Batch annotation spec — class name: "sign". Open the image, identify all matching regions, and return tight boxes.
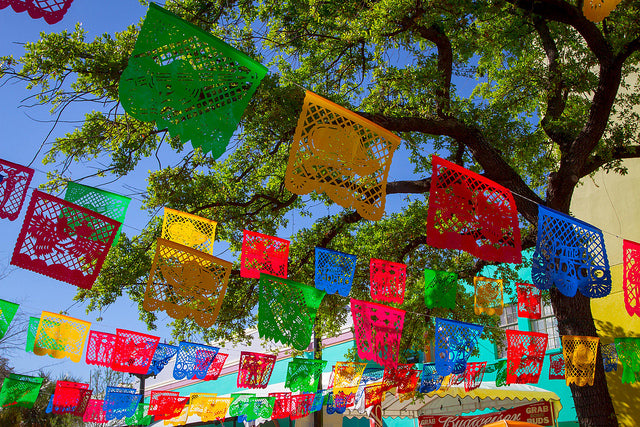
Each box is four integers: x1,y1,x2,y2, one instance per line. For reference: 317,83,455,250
418,401,554,427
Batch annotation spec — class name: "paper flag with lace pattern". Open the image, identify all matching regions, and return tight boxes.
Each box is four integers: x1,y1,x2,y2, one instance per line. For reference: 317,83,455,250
602,343,618,372
370,258,407,304
426,156,522,263
474,276,504,316
201,397,231,422
85,330,116,367
562,335,599,386
582,0,621,22
145,238,232,328
314,247,357,296
516,282,541,319
326,391,351,415
270,392,292,419
11,190,120,289
148,391,179,417
50,381,92,416
0,374,43,408
381,364,418,393
187,393,216,418
0,0,74,24
241,230,290,279
285,358,327,393
285,91,401,221
237,351,276,388
434,318,484,377
148,343,179,376
82,399,107,423
33,311,91,363
614,337,640,384
104,386,142,420
419,363,443,393
623,239,640,317
424,269,457,309
119,3,267,158
245,396,275,420
161,208,217,254
156,396,189,421
25,316,39,353
333,361,367,395
228,393,255,418
532,205,611,298
64,182,130,245
258,274,325,350
0,299,19,339
204,352,228,380
173,341,219,380
549,352,565,380
164,405,190,426
310,390,327,413
351,298,405,368
365,384,384,408
290,393,315,420
506,330,548,384
125,403,153,426
464,361,486,392
0,158,33,221
111,329,160,374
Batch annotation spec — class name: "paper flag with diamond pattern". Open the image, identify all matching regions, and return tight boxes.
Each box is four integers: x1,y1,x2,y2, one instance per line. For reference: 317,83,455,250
104,386,142,420
25,316,39,353
147,343,179,376
426,156,522,263
187,393,216,418
111,329,159,374
506,330,548,384
562,335,599,386
33,311,90,363
314,247,357,297
370,258,407,304
290,393,315,420
270,392,292,419
64,182,130,245
326,391,351,415
602,343,618,372
353,367,384,413
419,363,443,393
0,299,19,339
614,337,640,384
0,158,33,221
144,238,232,328
119,3,267,158
549,352,565,380
228,393,254,418
623,239,640,317
82,399,107,423
517,282,541,319
258,273,325,350
245,396,275,420
161,208,217,254
124,403,153,426
474,276,504,316
464,361,486,392
0,374,43,408
204,352,228,380
0,0,74,24
173,341,219,380
434,318,484,377
50,381,92,416
285,358,327,393
241,230,290,279
424,269,457,309
333,362,367,395
237,351,276,388
351,298,405,368
285,91,400,221
202,397,231,422
11,190,120,289
532,205,611,297
85,330,116,367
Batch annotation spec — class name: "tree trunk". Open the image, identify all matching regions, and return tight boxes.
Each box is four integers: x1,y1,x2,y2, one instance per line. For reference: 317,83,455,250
550,288,618,426
314,325,323,427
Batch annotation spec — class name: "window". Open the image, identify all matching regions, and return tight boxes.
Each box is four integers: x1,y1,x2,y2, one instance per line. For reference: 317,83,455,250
495,304,519,359
530,301,561,350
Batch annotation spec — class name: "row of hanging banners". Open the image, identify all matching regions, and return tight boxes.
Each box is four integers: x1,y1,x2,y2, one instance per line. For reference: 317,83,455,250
1,0,640,422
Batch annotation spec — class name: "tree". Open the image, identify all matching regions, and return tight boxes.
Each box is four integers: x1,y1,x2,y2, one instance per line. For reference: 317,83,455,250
2,0,640,425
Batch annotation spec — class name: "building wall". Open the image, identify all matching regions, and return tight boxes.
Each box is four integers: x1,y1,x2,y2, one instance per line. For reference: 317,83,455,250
570,158,640,427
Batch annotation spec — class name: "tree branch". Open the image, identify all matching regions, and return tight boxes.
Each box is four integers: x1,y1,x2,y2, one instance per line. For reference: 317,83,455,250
414,23,453,116
580,145,640,177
